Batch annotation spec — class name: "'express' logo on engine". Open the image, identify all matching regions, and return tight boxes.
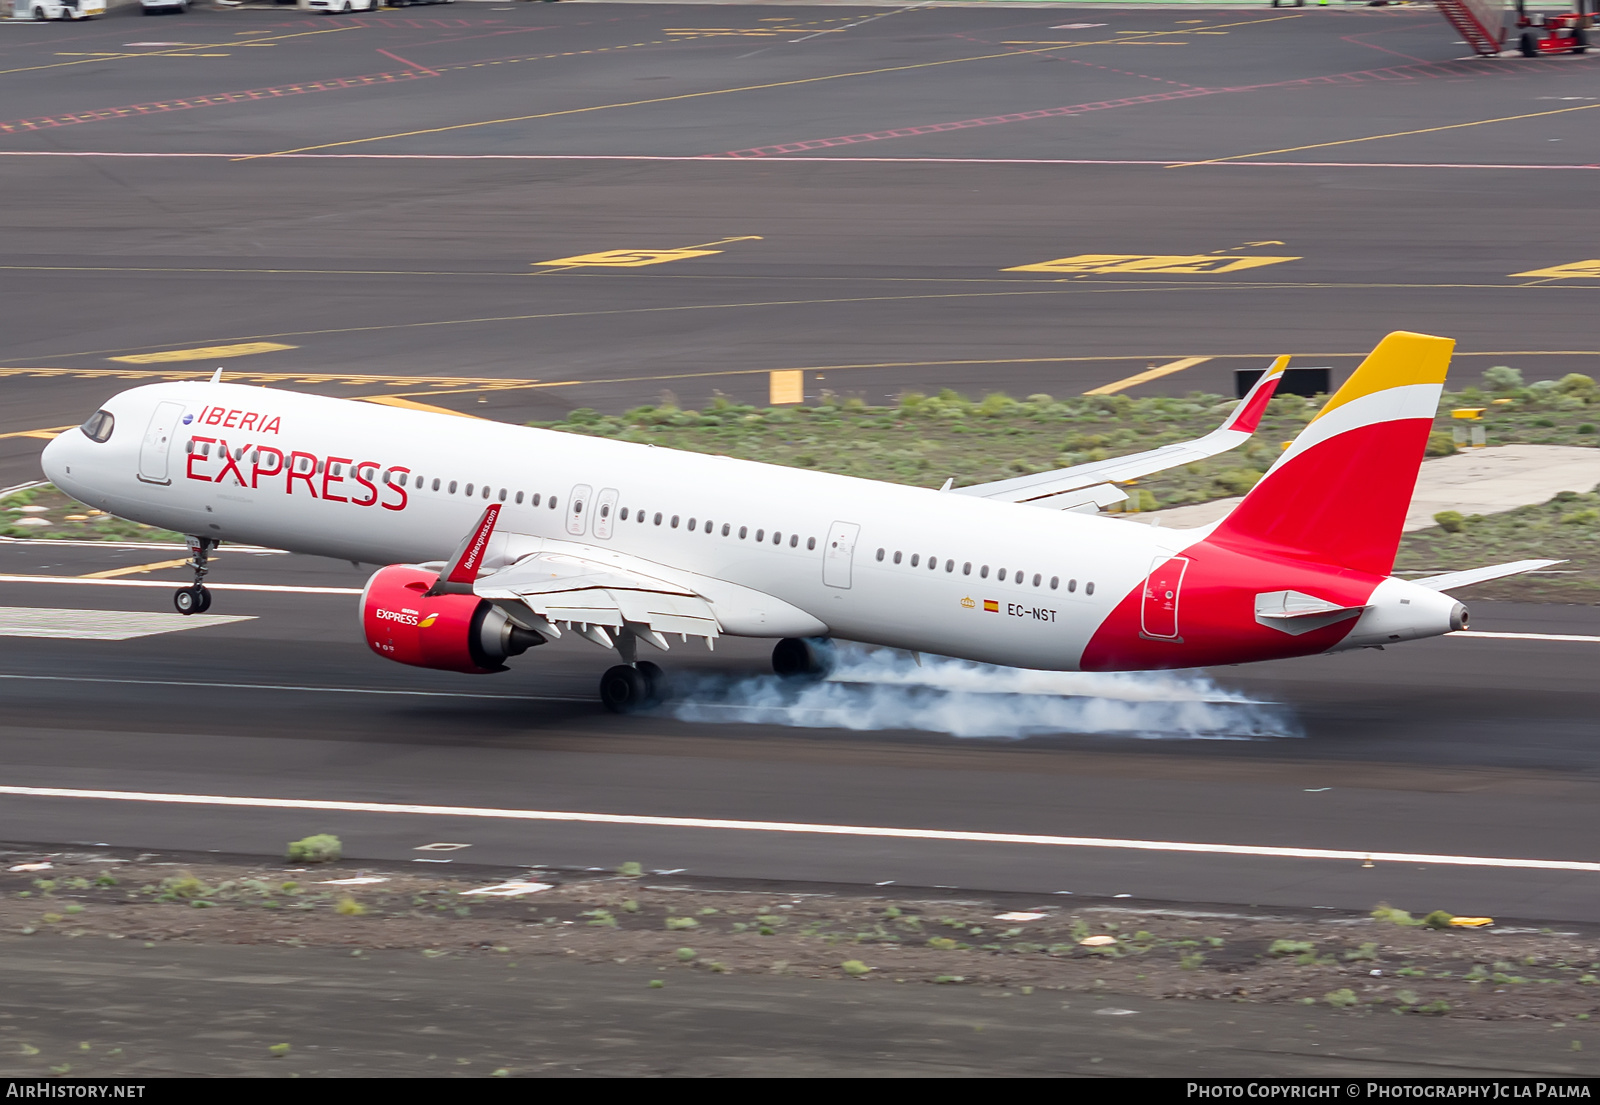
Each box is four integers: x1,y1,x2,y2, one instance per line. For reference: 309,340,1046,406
374,608,439,628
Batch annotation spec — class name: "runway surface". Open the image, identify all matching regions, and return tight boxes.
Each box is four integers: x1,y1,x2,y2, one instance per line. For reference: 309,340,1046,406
3,539,1600,922
3,6,1600,929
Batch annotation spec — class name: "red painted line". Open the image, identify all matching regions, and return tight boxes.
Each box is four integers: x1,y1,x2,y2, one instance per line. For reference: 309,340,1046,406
718,53,1597,159
375,47,439,77
0,70,436,136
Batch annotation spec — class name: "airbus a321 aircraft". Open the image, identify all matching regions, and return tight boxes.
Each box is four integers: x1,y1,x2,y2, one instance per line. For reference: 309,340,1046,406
40,332,1552,712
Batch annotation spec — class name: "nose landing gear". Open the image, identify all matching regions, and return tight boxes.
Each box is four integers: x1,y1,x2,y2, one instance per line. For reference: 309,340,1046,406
173,536,216,616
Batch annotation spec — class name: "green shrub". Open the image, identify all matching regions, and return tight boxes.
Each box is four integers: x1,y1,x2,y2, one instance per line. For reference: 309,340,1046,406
1483,366,1524,392
1425,431,1459,457
1323,988,1359,1008
1372,904,1423,926
285,835,341,864
840,960,871,977
1421,910,1456,930
1433,510,1465,534
1269,939,1315,957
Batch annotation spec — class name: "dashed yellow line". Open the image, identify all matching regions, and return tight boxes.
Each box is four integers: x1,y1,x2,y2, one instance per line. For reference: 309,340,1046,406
110,342,297,365
0,425,73,441
1083,357,1212,396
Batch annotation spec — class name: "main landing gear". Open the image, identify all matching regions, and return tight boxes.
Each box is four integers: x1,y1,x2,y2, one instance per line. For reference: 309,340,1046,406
173,536,216,616
599,628,668,713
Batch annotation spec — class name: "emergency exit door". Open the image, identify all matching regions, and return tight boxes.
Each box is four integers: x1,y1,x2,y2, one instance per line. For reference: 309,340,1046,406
822,521,860,589
137,401,185,485
1140,555,1189,640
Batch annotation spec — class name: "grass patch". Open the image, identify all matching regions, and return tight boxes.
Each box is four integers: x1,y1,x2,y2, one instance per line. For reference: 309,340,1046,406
1,484,183,542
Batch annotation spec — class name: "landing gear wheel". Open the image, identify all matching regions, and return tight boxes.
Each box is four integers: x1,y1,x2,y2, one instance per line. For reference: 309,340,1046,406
600,664,649,714
1520,30,1541,57
635,660,667,707
772,637,835,680
173,585,209,615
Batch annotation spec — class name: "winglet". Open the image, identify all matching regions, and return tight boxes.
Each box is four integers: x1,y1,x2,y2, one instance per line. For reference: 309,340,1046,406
208,367,223,385
1218,355,1287,435
425,504,502,596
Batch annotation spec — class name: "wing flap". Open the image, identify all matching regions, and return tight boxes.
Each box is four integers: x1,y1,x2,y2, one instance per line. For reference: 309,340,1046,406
475,551,722,642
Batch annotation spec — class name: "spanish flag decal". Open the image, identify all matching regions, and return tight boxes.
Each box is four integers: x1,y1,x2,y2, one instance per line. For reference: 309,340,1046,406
982,600,999,613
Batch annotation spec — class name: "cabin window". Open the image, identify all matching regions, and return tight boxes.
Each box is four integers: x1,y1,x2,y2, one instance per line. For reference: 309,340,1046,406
722,523,731,536
599,503,610,519
739,526,748,539
550,497,558,510
705,520,715,533
654,512,663,526
618,506,627,520
807,537,816,550
638,510,646,523
910,554,919,567
1032,573,1041,587
433,479,441,492
671,515,680,529
516,491,524,504
929,557,938,571
1085,582,1095,596
772,531,782,545
185,440,194,454
980,565,989,579
876,549,885,561
446,481,457,494
963,562,972,575
465,483,474,496
789,534,799,548
997,568,1007,582
1050,576,1059,590
892,551,902,565
1068,579,1077,592
482,486,491,499
381,471,392,484
755,529,765,542
329,463,342,476
531,493,541,506
945,560,954,572
687,517,696,530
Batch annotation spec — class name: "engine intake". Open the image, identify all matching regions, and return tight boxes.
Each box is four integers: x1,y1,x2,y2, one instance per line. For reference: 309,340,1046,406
360,564,543,674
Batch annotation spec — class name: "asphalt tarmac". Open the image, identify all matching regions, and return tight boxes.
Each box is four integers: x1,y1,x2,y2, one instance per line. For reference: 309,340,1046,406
3,540,1599,924
3,4,1599,487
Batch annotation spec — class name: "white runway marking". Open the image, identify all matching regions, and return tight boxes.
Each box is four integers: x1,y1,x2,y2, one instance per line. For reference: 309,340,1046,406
0,607,253,640
0,575,359,595
1453,630,1600,643
0,672,587,702
0,152,1593,171
0,784,1594,874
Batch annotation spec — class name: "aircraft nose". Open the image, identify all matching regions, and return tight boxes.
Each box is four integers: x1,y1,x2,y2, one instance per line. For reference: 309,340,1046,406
39,430,71,483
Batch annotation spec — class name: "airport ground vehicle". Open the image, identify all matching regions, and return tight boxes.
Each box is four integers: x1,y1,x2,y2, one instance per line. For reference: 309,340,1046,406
42,334,1551,712
13,0,105,19
139,0,188,14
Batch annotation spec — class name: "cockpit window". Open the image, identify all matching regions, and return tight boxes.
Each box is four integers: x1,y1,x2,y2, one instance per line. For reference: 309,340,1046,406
80,410,114,443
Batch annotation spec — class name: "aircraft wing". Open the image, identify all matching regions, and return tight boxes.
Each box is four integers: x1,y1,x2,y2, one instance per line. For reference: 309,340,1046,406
947,356,1287,510
474,550,722,648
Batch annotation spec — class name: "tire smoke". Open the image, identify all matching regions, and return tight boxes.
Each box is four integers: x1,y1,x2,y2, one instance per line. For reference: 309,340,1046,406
667,645,1299,740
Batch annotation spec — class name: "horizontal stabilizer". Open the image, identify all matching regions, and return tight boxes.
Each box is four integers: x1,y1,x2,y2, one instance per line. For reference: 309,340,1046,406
1254,589,1366,636
1411,559,1563,592
949,356,1287,507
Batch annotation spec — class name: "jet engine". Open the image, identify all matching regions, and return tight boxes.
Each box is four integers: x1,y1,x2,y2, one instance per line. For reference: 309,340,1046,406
359,564,544,674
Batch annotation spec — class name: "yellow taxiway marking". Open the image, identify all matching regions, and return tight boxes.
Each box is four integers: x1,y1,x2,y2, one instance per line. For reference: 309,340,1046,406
537,235,761,270
0,425,74,441
353,395,482,418
538,248,723,269
1006,254,1299,275
1084,357,1213,396
243,15,1301,160
1172,102,1600,167
109,342,298,365
1512,259,1600,279
79,559,191,580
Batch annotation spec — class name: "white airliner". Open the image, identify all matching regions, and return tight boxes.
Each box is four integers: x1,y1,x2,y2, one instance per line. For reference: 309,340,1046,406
40,332,1551,712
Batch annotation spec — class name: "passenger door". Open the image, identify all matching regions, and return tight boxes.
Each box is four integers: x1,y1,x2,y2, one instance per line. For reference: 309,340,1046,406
822,521,860,589
1140,555,1189,640
137,401,185,485
566,483,594,536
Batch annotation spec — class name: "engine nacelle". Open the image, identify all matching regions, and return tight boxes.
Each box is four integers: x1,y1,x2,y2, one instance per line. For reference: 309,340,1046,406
360,564,544,674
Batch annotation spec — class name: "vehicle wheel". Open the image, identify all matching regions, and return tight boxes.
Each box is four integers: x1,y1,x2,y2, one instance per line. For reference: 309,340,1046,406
600,664,649,714
1575,28,1589,53
194,585,212,614
174,586,201,615
33,7,46,19
1520,30,1541,57
772,636,835,680
635,660,667,707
